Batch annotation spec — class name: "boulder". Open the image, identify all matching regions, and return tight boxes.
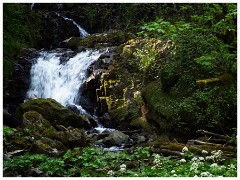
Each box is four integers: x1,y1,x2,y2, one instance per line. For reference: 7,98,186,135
56,127,87,148
62,30,135,50
30,137,67,157
102,130,129,147
99,113,118,129
131,133,146,144
14,98,84,129
21,111,58,139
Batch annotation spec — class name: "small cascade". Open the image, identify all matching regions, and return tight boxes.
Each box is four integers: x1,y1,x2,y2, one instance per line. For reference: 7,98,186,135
30,3,35,10
26,49,115,134
56,13,89,37
27,50,100,114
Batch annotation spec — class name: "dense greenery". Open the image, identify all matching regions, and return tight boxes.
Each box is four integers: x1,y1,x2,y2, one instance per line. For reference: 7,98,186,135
3,146,237,177
3,3,42,89
3,3,237,177
139,3,237,135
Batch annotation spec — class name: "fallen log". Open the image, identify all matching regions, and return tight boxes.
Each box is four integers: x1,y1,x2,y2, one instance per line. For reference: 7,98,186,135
196,130,231,140
208,138,228,144
160,149,184,157
4,149,29,158
150,147,184,157
187,139,222,146
196,73,234,88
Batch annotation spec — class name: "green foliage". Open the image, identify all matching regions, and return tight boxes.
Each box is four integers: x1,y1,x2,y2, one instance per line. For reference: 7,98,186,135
138,3,236,135
3,146,237,177
3,125,17,137
133,42,157,70
3,3,42,89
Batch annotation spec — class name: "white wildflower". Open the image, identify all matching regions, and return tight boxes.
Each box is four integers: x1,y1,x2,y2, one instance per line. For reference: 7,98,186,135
107,170,115,176
198,157,205,161
182,146,189,152
173,174,177,177
229,164,236,170
120,164,126,169
200,171,213,177
119,164,126,171
171,170,176,174
153,158,161,164
191,157,198,161
202,150,208,154
210,163,218,168
151,166,156,170
120,167,126,171
180,159,186,163
220,165,226,169
194,175,198,177
154,154,161,159
190,162,198,171
205,155,214,161
211,150,223,159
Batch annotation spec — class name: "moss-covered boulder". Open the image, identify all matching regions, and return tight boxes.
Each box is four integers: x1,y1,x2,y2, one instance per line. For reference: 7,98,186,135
30,137,67,157
14,98,84,129
55,127,87,148
96,38,174,131
22,111,58,139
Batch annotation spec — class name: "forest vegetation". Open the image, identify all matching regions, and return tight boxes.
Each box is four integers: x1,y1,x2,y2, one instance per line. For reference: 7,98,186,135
3,3,237,177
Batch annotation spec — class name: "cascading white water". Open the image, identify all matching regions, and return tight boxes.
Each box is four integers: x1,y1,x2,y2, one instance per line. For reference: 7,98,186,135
30,3,35,10
27,49,114,133
27,50,100,113
56,13,89,37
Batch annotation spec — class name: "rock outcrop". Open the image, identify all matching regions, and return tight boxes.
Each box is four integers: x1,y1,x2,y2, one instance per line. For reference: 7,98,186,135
14,98,85,128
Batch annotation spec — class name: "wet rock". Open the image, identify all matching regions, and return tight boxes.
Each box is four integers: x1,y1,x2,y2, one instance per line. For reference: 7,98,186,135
14,98,84,129
30,137,67,157
56,127,87,149
131,133,146,144
99,113,118,129
39,11,80,49
81,115,98,130
66,104,79,114
102,130,129,147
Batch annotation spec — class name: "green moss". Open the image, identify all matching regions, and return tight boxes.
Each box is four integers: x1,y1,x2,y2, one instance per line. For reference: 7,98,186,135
142,81,179,117
14,98,84,129
130,118,152,133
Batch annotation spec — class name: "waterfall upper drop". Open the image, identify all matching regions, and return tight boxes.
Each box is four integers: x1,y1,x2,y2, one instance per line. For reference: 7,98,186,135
30,3,35,10
56,13,89,37
27,50,101,113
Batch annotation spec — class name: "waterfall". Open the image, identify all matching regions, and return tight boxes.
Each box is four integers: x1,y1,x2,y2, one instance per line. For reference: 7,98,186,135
56,13,89,37
27,50,100,113
30,3,35,10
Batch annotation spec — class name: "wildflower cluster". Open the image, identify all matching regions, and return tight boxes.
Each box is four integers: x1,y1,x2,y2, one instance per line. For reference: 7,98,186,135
205,150,224,162
151,154,163,170
107,170,115,176
119,164,126,171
